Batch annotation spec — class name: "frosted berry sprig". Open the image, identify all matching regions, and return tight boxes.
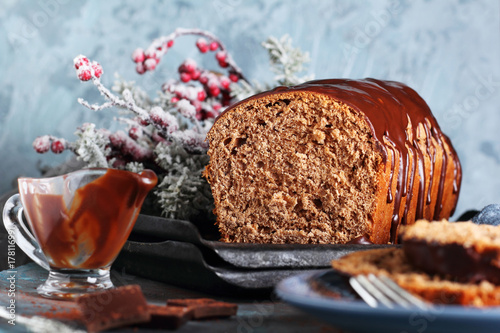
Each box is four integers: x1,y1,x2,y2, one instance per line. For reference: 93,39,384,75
33,124,157,168
74,55,103,81
73,55,188,134
33,135,68,154
131,28,248,83
131,28,247,120
33,54,210,169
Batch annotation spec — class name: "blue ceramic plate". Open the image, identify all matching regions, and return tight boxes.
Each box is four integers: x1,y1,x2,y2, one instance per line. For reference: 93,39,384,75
275,270,500,333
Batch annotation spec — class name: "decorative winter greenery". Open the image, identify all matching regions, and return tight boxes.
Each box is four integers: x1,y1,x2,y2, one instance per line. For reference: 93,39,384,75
263,34,313,86
230,34,313,101
33,29,312,221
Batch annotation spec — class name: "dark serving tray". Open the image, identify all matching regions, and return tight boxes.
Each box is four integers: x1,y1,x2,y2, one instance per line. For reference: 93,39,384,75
115,214,395,295
129,214,393,269
114,238,325,296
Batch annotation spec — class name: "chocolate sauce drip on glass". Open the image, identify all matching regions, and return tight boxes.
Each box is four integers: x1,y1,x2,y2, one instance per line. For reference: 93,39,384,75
22,169,157,269
218,78,462,243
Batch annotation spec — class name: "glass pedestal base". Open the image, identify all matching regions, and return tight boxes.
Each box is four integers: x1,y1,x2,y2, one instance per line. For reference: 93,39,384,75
37,267,114,299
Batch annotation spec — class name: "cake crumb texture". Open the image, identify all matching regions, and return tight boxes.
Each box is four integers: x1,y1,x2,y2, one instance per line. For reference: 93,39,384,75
206,92,380,244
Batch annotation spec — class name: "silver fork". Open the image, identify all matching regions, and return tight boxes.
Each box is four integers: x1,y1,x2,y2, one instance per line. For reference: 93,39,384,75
349,274,431,310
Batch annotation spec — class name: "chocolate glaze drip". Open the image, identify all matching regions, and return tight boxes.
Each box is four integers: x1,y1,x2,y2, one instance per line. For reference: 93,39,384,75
346,235,373,245
214,79,462,243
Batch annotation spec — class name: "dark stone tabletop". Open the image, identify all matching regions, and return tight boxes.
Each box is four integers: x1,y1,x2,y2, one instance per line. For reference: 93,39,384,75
0,263,340,332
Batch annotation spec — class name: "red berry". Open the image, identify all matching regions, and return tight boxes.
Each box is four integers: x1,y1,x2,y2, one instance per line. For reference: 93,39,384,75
129,127,141,140
215,51,227,62
74,55,89,69
213,103,222,111
77,69,92,81
209,41,219,51
183,59,197,73
51,140,65,154
197,90,206,101
199,74,209,84
209,86,220,97
208,79,218,89
144,58,157,71
136,63,146,74
191,70,201,80
218,59,229,68
171,96,180,103
180,72,191,82
91,61,103,78
33,136,50,153
229,73,239,82
131,48,145,63
144,48,157,59
149,113,161,125
196,38,208,53
220,77,230,90
167,40,174,48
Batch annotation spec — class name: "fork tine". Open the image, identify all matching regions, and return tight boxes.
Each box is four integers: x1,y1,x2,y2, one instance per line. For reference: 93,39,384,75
377,275,430,310
349,276,380,308
366,274,412,309
350,274,431,310
349,275,394,308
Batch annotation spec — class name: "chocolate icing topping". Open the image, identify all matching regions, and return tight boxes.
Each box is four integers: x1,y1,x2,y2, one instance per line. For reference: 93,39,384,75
403,239,500,284
213,78,462,243
346,235,374,245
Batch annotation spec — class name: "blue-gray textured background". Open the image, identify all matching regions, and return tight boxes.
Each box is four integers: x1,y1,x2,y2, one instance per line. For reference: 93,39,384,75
0,0,499,217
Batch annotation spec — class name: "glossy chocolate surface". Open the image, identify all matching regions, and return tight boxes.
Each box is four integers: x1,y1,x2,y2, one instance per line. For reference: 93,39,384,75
404,239,500,284
216,79,462,243
346,235,373,245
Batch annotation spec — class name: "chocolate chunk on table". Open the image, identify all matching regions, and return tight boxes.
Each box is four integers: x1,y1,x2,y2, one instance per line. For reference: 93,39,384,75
76,285,150,332
167,298,238,319
140,304,193,329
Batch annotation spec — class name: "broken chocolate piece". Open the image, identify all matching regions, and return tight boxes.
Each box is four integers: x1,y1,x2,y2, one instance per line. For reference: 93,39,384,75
139,304,193,330
167,298,237,319
76,285,150,333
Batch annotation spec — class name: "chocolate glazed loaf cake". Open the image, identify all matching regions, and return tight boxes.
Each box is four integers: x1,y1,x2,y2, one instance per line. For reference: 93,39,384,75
204,79,462,244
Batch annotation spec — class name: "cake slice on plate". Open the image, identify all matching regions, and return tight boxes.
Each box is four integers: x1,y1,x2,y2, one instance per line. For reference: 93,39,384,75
332,220,500,306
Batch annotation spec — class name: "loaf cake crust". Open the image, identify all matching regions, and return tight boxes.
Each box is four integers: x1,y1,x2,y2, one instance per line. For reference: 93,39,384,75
204,79,462,244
